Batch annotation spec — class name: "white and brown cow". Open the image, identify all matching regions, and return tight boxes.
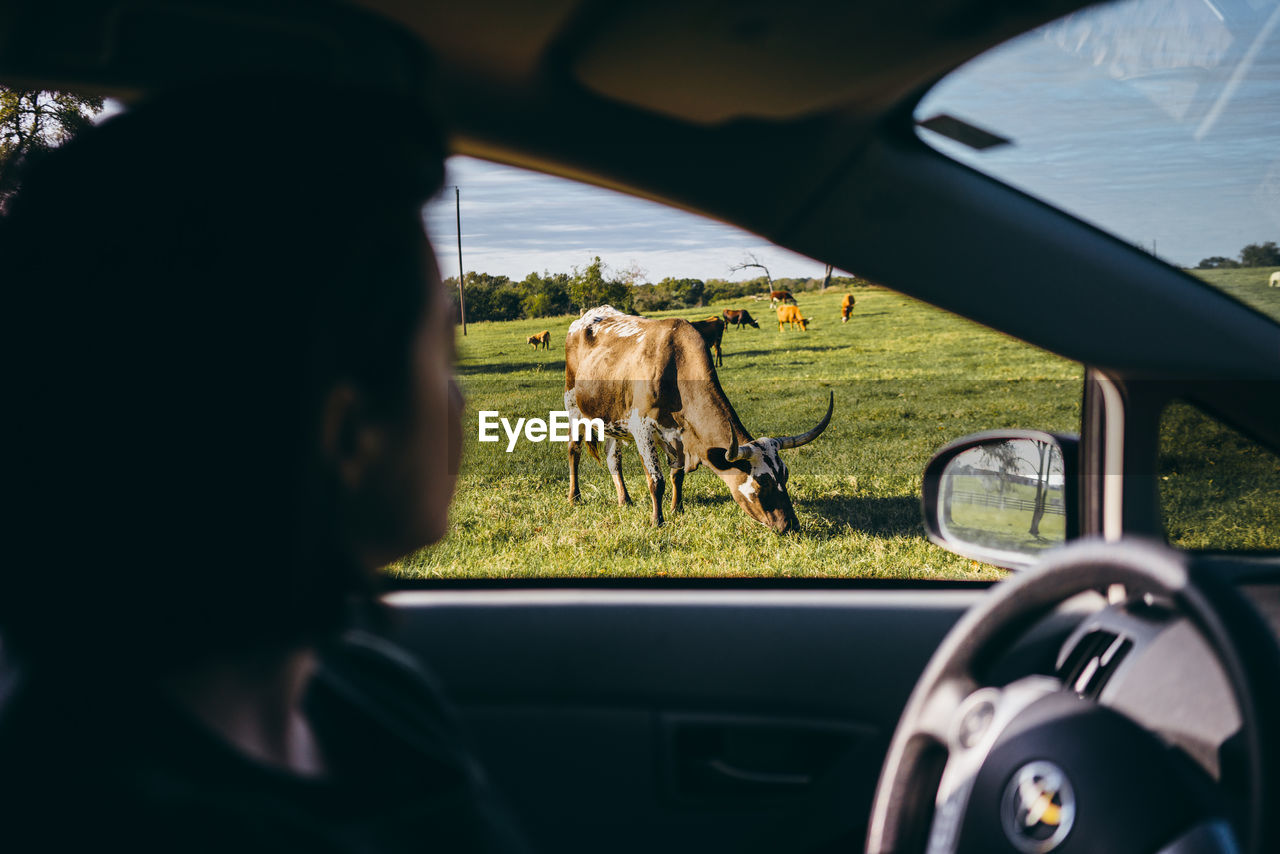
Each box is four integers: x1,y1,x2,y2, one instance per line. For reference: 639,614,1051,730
565,305,833,531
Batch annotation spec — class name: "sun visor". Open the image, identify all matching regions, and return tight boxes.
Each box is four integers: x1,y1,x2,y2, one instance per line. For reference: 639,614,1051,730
570,0,1092,125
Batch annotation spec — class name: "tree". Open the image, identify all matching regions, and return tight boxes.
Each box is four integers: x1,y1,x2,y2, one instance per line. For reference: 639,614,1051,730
519,271,571,318
445,272,521,322
978,440,1021,502
1196,256,1240,269
729,253,774,292
615,262,648,289
1,87,104,206
568,256,633,313
1027,440,1051,538
1239,241,1280,267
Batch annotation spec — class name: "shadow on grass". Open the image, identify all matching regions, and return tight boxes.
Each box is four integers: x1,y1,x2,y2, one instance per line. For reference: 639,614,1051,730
801,495,924,539
456,359,566,376
720,344,844,359
665,493,925,540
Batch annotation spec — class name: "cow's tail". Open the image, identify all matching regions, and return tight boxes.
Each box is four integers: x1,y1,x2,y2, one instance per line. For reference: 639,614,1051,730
584,438,603,465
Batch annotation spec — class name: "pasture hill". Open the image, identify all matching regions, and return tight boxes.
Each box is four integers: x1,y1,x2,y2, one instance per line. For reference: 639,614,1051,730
389,272,1280,579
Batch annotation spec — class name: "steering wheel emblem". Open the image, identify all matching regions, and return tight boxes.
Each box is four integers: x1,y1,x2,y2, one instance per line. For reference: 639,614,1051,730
1000,761,1076,853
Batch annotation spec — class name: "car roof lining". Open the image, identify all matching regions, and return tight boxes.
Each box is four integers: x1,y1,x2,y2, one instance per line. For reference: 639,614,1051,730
2,1,1276,398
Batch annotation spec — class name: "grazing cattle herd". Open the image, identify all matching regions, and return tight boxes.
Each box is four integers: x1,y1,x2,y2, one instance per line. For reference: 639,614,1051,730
523,293,859,355
563,306,834,530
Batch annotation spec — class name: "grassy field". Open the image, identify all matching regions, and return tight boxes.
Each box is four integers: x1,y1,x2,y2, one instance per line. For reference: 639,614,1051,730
388,288,1085,579
1190,266,1280,322
1165,269,1280,550
1159,401,1280,551
945,475,1067,554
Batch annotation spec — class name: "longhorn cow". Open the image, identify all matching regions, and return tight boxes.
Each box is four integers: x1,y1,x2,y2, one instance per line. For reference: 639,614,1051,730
565,306,833,530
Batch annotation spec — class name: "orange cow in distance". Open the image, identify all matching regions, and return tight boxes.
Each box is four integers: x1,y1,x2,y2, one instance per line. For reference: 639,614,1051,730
776,305,808,331
527,330,551,350
841,293,856,323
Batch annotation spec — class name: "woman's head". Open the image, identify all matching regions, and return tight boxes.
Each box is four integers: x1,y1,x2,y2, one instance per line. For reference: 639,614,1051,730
0,78,457,672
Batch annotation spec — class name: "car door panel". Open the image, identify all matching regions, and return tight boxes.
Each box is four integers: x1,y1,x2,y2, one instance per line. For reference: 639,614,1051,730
384,588,1012,852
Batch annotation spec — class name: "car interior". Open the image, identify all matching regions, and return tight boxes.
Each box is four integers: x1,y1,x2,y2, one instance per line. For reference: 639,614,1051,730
2,1,1279,852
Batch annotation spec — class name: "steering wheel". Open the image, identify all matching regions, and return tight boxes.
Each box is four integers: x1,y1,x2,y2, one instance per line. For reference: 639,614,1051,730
865,538,1280,854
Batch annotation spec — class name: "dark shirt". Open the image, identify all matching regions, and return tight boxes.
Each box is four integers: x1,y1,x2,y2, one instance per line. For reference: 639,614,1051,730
0,632,528,853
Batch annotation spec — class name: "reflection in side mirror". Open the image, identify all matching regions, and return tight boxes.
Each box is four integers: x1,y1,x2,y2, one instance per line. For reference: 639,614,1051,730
922,431,1078,571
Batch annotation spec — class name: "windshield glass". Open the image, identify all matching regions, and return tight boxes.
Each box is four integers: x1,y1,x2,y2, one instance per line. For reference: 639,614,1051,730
916,0,1280,322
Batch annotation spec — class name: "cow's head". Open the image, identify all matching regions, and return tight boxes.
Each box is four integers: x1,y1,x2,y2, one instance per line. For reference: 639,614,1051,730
706,393,833,533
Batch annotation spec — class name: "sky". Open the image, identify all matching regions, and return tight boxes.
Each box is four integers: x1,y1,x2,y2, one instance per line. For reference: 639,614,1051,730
422,0,1279,280
421,157,837,283
916,0,1280,269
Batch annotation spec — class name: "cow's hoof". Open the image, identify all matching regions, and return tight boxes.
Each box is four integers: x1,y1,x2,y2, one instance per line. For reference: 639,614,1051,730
568,494,581,506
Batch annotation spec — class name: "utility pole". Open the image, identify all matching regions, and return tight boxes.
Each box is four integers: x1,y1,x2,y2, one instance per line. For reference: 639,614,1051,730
456,186,467,336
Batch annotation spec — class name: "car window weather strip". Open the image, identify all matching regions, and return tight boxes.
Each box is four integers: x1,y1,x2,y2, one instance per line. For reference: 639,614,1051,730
1095,372,1125,543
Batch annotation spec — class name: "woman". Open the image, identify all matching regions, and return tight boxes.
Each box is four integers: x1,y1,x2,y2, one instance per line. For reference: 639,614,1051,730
0,79,520,851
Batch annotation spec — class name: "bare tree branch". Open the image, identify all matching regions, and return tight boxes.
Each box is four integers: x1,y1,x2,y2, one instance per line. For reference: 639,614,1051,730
728,252,773,288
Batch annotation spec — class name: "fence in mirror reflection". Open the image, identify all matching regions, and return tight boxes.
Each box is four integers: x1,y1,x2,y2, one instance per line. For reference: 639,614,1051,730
938,438,1066,559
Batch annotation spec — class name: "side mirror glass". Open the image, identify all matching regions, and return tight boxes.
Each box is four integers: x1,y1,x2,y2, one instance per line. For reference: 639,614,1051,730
922,431,1079,571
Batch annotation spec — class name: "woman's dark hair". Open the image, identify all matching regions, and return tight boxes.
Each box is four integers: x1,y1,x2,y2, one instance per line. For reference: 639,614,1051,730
0,78,447,673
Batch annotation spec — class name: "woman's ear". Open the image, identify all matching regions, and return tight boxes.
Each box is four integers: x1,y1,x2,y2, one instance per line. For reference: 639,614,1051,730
319,383,386,491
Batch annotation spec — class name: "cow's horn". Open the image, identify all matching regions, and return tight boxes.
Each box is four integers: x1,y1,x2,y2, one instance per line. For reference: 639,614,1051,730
775,392,834,450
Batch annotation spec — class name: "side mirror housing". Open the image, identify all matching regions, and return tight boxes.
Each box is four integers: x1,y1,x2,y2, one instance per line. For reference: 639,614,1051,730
922,430,1080,571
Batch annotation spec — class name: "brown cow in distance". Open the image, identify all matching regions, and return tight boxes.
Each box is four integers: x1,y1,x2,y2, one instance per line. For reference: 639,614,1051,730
841,293,856,323
690,316,725,367
777,304,808,331
769,289,797,306
565,305,834,530
721,308,759,330
527,330,551,350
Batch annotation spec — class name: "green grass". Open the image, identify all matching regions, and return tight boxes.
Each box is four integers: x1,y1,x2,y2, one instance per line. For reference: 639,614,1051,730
1159,401,1280,551
1188,267,1280,323
388,288,1084,579
1164,269,1280,551
946,475,1067,554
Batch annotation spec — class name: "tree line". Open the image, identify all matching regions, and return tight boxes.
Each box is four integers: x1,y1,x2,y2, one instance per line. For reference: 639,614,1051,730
447,255,868,324
1197,241,1280,269
1,87,103,208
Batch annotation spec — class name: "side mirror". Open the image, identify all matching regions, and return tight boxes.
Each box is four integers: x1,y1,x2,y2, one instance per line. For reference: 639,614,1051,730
922,430,1079,571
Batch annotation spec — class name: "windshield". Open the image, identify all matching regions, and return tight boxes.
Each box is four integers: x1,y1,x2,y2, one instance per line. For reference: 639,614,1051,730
916,0,1280,322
